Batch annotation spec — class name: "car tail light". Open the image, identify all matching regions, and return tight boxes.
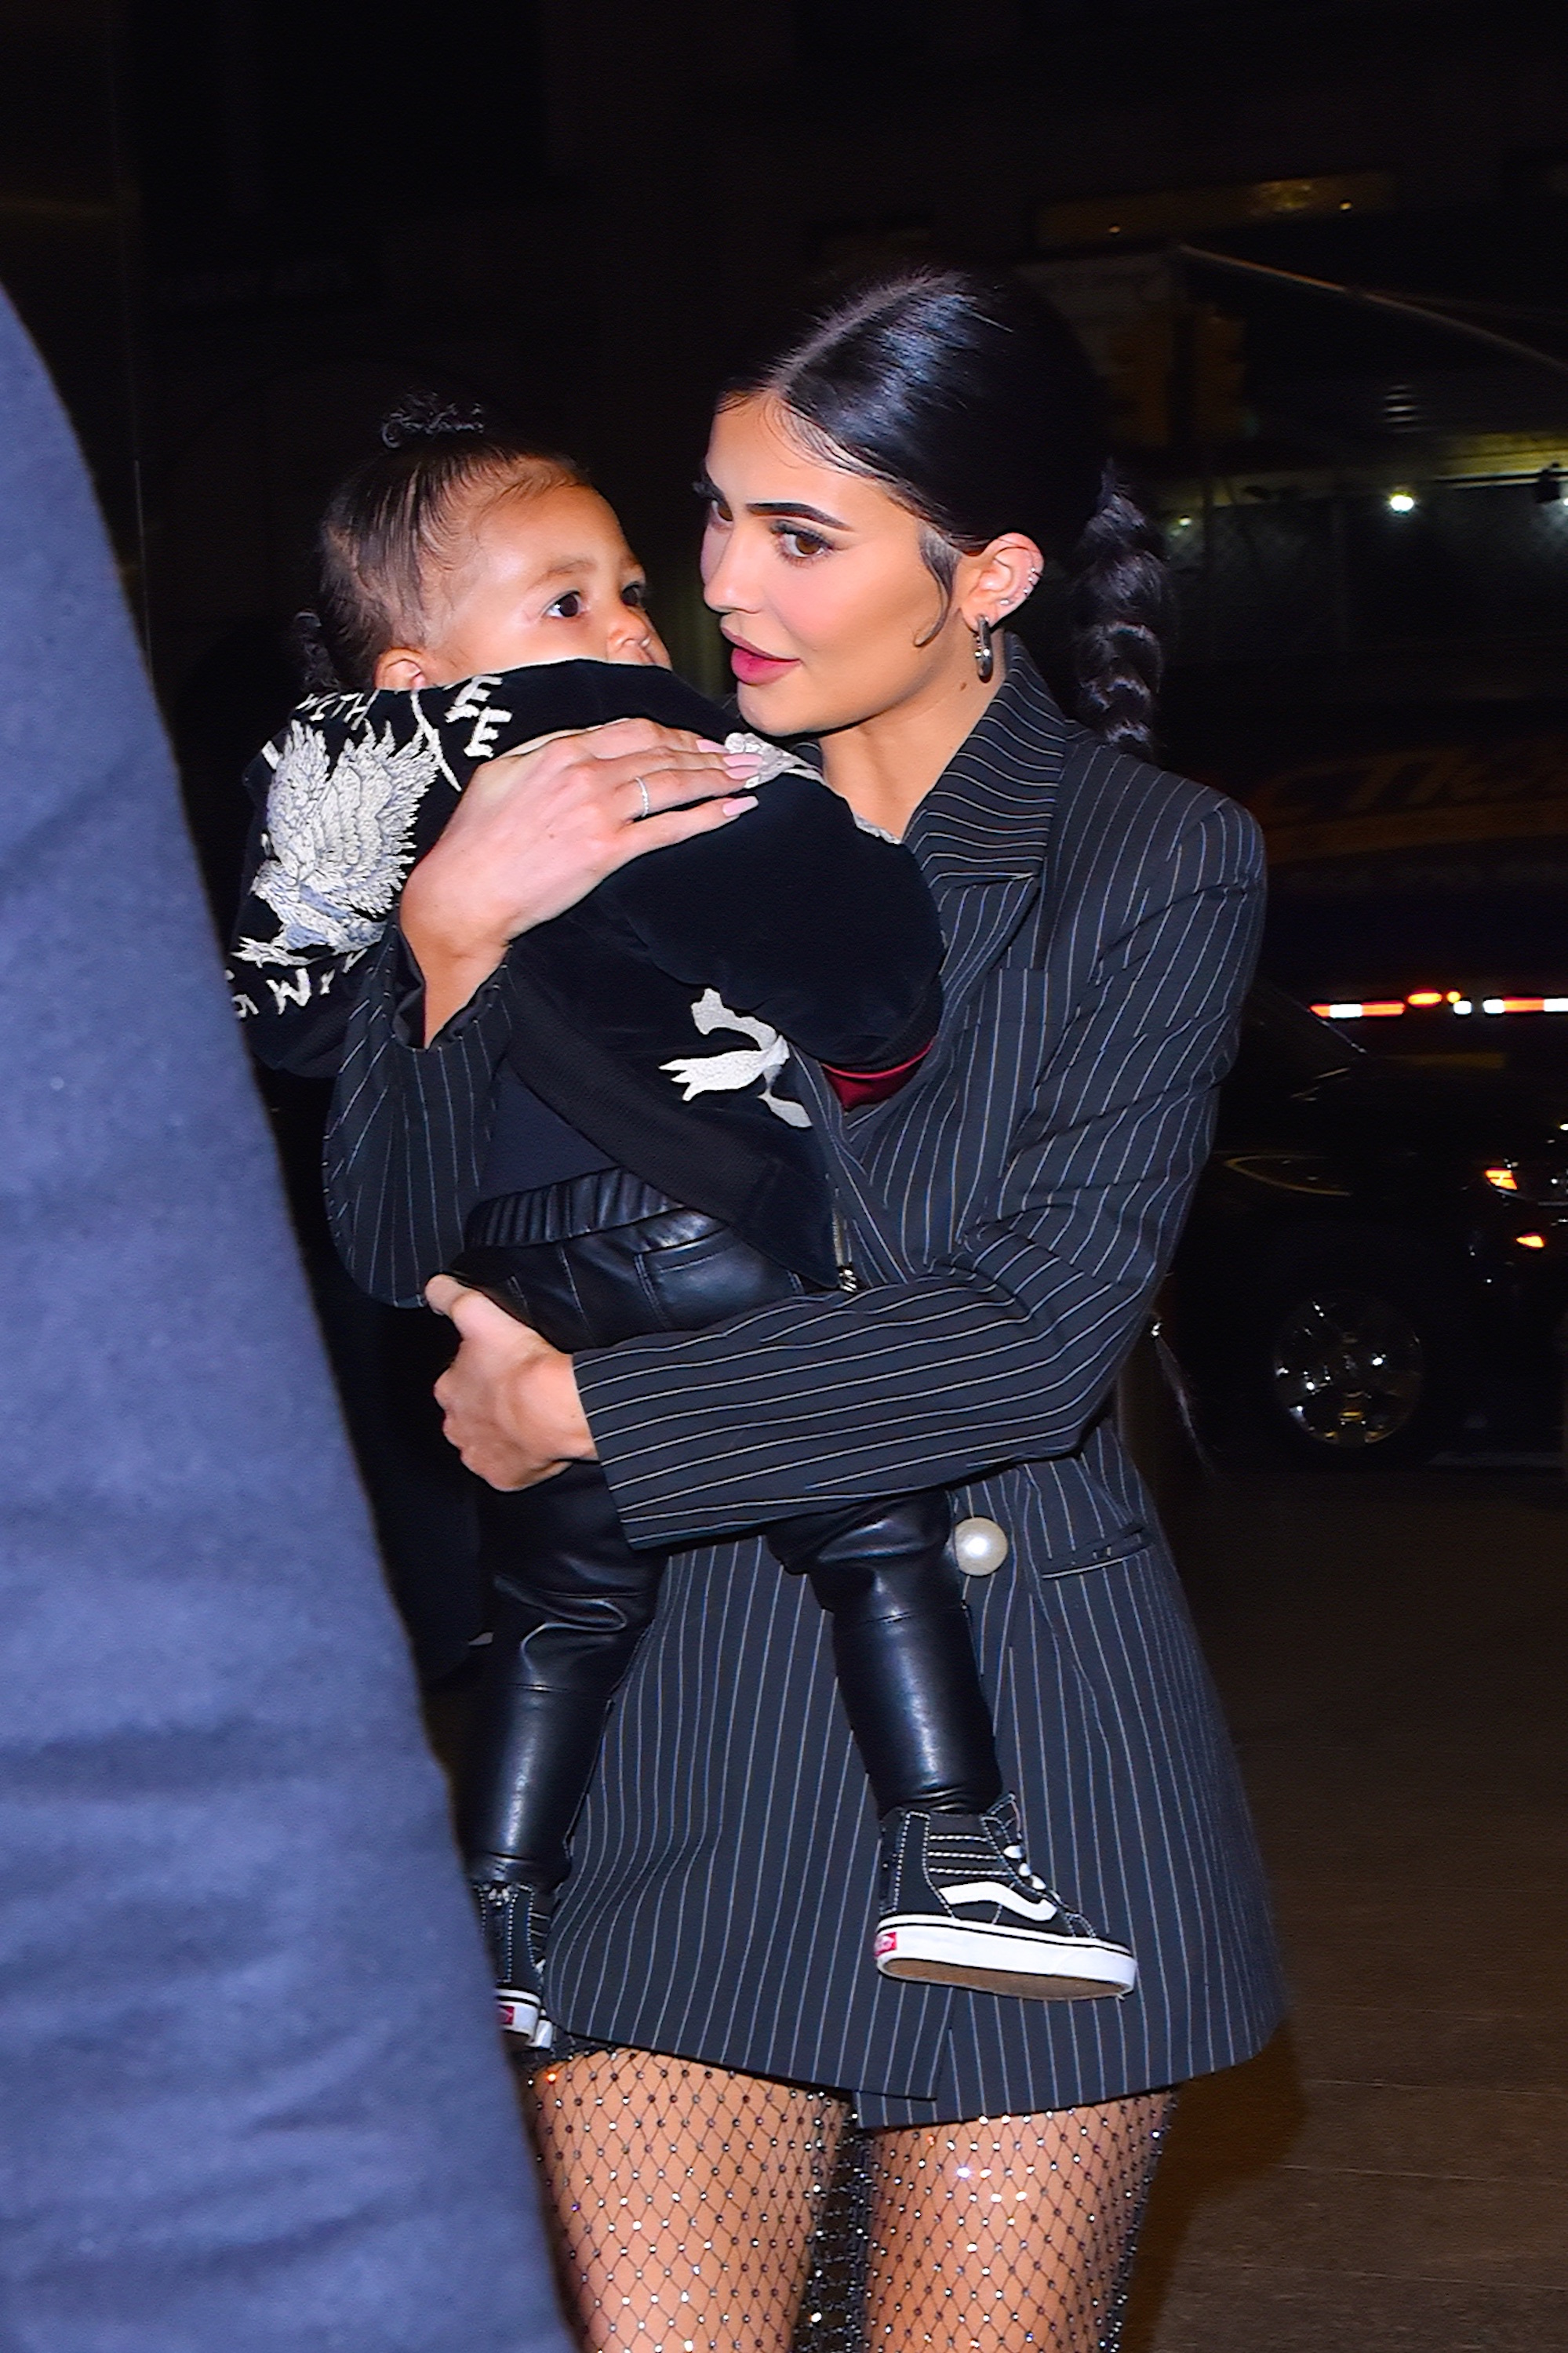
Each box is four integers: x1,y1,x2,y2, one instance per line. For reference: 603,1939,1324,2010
1482,1161,1568,1205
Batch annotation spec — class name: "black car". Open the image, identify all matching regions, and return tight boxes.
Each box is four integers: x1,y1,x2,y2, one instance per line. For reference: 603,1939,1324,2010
1169,983,1568,1464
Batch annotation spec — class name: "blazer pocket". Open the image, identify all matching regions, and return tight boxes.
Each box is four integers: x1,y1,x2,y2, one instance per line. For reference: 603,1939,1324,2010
1031,1524,1152,1581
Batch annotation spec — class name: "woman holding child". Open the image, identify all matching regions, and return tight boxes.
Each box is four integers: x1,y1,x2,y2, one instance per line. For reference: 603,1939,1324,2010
241,268,1282,2351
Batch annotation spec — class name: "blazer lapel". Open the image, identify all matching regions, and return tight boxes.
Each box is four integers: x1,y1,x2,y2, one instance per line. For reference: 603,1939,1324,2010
906,642,1068,1034
795,646,1071,1161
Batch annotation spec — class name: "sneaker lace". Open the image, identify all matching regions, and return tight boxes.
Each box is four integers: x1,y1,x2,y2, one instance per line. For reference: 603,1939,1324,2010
1001,1839,1050,1894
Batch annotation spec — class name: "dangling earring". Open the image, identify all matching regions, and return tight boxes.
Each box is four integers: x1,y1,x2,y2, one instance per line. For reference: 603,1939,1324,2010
973,615,995,682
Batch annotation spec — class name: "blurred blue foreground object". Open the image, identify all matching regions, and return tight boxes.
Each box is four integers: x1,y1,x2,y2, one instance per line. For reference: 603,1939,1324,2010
0,290,570,2353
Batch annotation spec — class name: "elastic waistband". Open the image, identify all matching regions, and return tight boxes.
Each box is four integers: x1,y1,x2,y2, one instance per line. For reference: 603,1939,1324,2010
465,1169,681,1250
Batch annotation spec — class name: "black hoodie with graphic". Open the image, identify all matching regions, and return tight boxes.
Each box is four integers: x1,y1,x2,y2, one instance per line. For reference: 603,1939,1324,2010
229,660,942,1292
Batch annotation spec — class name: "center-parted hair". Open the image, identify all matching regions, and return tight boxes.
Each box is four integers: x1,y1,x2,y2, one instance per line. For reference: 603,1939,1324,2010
297,393,587,693
726,268,1169,758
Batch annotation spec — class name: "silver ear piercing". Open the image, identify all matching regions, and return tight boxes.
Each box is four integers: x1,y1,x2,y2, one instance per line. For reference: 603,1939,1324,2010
973,616,995,682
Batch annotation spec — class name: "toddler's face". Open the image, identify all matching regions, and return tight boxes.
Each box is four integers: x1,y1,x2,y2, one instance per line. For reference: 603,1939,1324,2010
377,482,670,688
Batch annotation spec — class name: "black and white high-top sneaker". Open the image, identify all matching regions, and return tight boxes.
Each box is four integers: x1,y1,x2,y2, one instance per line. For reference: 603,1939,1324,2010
874,1798,1137,2002
470,1871,556,2048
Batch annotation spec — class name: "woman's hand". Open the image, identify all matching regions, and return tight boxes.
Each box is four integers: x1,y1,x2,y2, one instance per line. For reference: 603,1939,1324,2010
426,1275,596,1489
401,720,762,1038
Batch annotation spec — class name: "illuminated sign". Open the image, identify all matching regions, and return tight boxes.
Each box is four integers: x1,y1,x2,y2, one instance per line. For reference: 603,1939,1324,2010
1246,739,1568,864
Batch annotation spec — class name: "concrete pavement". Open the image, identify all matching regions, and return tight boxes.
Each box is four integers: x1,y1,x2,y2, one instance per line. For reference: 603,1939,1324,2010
1127,1466,1568,2352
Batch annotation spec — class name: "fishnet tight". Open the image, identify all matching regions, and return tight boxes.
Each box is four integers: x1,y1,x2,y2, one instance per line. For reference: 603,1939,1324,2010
522,2049,845,2352
864,2093,1173,2351
522,2049,1170,2353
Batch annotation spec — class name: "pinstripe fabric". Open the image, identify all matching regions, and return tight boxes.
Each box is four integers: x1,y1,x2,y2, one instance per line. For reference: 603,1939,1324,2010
577,656,1267,1557
327,942,510,1305
555,1520,1278,2123
547,649,1284,2118
334,643,1286,2118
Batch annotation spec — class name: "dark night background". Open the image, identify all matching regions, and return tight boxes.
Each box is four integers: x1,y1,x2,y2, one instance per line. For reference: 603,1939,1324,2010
8,0,1568,1026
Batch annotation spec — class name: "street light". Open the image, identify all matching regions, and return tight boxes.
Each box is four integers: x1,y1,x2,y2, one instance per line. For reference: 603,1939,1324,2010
1387,489,1417,513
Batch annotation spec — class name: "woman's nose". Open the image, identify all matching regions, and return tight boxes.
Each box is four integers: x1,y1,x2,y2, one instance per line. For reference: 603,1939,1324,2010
700,527,758,613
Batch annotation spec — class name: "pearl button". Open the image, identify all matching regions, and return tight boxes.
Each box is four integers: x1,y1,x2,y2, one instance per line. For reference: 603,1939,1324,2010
953,1516,1010,1577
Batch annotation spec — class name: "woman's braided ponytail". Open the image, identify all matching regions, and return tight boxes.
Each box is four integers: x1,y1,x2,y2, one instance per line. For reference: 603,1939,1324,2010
1066,467,1169,762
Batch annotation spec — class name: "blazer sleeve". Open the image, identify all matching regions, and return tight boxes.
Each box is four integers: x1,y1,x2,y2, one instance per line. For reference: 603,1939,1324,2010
325,928,514,1305
577,795,1264,1548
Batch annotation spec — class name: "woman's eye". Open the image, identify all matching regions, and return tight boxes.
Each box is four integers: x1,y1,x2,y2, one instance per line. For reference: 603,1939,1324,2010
775,524,830,562
694,480,730,524
546,590,586,619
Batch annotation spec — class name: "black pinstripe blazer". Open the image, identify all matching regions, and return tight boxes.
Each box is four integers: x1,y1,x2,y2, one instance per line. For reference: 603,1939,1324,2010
576,649,1264,1556
329,645,1284,2114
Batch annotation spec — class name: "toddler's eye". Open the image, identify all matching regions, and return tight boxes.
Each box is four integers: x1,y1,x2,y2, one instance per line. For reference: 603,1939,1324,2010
546,590,586,620
622,580,648,609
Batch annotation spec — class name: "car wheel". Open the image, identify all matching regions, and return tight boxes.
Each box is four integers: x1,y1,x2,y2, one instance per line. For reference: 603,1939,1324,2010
1228,1248,1463,1468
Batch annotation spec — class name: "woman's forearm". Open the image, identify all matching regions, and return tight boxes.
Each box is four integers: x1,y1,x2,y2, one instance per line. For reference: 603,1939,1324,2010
577,1254,1152,1546
325,929,511,1306
397,871,510,1042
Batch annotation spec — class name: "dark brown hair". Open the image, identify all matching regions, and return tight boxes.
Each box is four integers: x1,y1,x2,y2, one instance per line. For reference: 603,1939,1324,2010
296,393,586,692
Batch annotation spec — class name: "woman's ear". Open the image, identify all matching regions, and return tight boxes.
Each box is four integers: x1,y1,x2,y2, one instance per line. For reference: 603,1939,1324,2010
955,533,1046,631
373,647,432,690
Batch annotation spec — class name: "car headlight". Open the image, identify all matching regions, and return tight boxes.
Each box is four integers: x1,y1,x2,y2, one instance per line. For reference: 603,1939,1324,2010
1483,1160,1568,1205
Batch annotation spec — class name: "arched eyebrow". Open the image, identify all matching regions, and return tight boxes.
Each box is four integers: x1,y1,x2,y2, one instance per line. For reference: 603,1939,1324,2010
694,474,849,530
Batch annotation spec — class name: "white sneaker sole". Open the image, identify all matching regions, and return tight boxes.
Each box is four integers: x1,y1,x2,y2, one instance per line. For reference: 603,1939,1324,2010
875,1917,1137,2002
497,1988,555,2048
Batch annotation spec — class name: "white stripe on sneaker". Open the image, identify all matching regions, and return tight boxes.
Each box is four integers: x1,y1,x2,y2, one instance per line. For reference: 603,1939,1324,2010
933,1879,1064,1922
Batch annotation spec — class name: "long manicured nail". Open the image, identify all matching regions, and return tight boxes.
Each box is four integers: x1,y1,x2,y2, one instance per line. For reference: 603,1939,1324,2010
722,751,766,772
722,794,759,813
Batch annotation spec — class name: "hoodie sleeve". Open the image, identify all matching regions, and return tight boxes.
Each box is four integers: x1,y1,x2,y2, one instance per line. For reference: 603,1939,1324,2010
595,772,944,1072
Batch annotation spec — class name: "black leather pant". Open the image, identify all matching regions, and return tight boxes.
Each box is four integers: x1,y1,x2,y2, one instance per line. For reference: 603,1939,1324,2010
453,1203,1003,1892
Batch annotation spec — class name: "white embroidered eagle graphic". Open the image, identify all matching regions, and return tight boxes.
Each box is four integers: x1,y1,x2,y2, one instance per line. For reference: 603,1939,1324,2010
662,989,812,1128
234,721,442,967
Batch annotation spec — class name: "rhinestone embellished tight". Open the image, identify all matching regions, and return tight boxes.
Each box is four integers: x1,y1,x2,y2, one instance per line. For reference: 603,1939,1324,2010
861,2093,1173,2351
522,2049,1170,2353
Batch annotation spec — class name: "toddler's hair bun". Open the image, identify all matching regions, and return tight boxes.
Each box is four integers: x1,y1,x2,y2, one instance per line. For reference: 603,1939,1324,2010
379,391,493,449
